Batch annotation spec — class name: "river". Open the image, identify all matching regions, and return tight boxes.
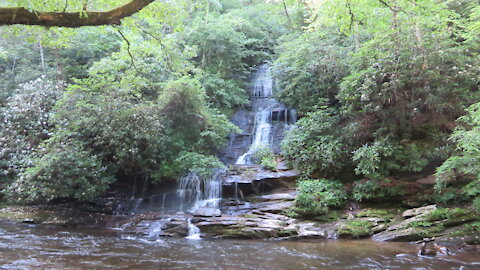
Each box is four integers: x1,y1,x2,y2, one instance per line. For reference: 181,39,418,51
0,219,477,269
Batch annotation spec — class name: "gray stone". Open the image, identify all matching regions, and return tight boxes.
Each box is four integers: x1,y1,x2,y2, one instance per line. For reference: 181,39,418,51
192,208,221,217
402,205,437,218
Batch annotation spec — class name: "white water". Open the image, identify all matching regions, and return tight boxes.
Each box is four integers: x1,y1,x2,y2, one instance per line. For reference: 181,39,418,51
177,168,224,212
236,64,274,165
186,219,201,240
147,220,164,238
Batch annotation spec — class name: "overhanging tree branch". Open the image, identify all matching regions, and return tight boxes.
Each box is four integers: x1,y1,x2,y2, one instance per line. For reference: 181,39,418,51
0,0,155,27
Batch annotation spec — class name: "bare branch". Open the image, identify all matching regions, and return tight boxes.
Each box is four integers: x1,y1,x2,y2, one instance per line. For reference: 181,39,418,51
116,28,140,73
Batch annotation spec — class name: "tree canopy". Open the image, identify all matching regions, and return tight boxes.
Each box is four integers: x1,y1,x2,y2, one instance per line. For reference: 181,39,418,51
0,0,479,212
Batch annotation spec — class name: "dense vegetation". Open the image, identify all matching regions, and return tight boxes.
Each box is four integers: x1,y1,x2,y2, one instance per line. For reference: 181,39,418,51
274,0,480,215
0,0,287,202
0,0,479,216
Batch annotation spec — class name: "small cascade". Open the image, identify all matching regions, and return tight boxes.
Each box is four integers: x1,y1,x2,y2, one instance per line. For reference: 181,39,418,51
147,220,164,238
186,219,201,240
177,168,225,212
131,198,143,212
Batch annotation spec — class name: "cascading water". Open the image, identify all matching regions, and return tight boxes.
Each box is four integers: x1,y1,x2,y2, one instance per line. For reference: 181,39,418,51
177,168,225,212
147,220,164,238
236,65,275,165
185,218,201,240
234,64,297,165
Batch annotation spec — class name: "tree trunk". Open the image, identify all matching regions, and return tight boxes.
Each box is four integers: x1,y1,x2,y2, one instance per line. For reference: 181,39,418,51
37,35,45,73
413,0,427,70
391,0,400,61
282,0,293,27
53,48,65,91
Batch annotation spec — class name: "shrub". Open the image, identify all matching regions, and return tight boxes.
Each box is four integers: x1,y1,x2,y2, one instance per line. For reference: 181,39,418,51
352,179,406,202
174,151,225,180
435,103,480,206
251,146,276,171
281,110,350,178
0,77,61,185
352,138,428,180
473,197,480,212
6,140,114,203
294,179,347,217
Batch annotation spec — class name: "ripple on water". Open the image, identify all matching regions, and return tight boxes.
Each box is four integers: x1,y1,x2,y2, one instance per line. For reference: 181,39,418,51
0,219,477,269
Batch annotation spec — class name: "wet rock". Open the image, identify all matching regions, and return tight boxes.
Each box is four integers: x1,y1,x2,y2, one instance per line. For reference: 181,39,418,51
292,222,337,239
223,165,299,197
192,208,221,217
402,205,437,218
419,242,449,257
258,193,296,201
195,215,288,239
372,226,441,242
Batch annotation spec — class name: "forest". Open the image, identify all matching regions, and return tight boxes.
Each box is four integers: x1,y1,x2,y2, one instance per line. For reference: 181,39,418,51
0,1,479,266
1,0,478,209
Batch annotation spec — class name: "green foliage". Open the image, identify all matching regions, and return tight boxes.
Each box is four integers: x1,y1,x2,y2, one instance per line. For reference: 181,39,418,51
433,186,470,205
294,179,347,217
198,72,248,112
278,0,480,184
352,180,406,202
352,138,428,180
410,220,434,228
174,152,225,180
473,197,480,212
281,110,349,178
273,30,353,113
424,208,468,222
6,140,114,203
435,103,480,205
337,219,375,238
251,146,276,171
185,6,285,79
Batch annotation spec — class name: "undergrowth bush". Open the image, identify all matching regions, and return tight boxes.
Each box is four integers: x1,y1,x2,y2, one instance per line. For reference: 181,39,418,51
352,179,406,202
294,179,347,217
251,146,276,171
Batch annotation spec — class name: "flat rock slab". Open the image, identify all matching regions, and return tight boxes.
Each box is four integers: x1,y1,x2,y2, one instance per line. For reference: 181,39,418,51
224,170,300,184
192,208,221,217
260,201,294,213
258,193,296,201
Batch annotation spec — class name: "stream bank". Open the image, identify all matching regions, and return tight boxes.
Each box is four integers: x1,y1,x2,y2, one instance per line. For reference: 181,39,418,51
1,165,479,262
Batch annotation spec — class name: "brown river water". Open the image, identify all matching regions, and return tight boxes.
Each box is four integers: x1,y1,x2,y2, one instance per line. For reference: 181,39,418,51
0,219,478,270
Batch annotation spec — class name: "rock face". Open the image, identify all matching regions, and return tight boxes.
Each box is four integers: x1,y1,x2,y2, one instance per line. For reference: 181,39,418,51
222,165,299,198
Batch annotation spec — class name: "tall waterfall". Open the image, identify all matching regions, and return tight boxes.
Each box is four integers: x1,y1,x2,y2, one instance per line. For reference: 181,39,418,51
236,64,276,165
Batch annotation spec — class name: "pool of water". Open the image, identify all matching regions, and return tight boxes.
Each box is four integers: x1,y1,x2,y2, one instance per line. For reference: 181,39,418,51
0,219,477,269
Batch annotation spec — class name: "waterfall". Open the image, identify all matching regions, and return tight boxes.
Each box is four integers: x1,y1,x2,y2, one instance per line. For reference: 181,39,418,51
236,64,275,165
186,218,201,240
177,168,225,211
